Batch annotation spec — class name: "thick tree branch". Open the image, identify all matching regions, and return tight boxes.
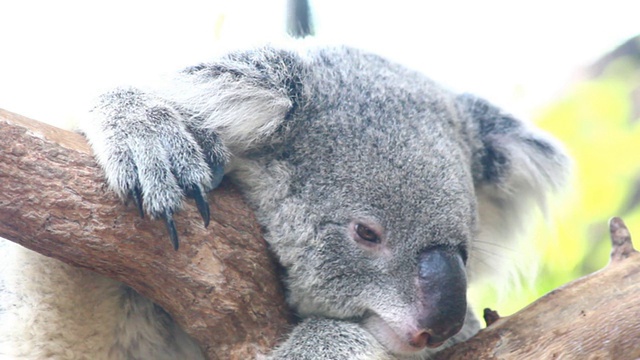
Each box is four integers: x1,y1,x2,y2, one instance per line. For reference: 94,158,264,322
0,109,292,360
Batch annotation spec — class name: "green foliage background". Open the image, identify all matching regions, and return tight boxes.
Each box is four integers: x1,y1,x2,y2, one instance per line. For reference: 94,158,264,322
470,43,640,316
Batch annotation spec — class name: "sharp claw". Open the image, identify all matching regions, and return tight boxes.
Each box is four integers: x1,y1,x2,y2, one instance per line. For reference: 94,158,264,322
130,186,144,219
163,211,179,250
195,191,211,228
185,185,211,228
210,164,225,189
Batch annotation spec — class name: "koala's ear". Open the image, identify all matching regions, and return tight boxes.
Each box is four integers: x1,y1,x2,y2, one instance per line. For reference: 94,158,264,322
456,94,570,274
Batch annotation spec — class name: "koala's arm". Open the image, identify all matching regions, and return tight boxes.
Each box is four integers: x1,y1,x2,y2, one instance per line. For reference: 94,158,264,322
267,318,390,360
81,47,304,248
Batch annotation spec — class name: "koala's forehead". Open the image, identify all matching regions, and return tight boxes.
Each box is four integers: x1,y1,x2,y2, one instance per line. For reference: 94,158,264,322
288,105,475,226
304,145,473,220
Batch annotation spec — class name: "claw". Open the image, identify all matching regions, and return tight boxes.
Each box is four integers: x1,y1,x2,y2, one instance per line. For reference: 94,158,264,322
185,184,210,228
163,211,179,250
130,186,145,218
210,164,225,190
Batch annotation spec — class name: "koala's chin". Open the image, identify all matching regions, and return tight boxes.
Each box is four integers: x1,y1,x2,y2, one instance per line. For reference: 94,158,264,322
363,308,474,356
364,314,433,354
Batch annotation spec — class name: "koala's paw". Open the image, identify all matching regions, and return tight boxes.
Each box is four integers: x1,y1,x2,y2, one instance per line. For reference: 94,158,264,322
85,88,229,249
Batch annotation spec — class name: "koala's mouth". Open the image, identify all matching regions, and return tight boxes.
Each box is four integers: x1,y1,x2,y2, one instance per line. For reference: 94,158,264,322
362,313,440,354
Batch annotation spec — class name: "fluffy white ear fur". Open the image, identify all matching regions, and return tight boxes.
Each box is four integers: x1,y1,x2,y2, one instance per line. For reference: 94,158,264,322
459,95,570,280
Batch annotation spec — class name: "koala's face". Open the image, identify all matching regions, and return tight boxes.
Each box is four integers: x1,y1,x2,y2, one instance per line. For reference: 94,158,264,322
269,88,478,354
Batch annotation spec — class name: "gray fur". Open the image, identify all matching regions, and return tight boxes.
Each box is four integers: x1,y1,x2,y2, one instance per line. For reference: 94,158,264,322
1,44,568,359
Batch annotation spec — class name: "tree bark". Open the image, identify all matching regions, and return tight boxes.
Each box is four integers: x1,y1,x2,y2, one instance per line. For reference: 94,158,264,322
0,109,293,360
1,109,639,359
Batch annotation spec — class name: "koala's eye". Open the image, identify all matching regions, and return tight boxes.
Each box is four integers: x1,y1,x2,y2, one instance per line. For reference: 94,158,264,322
355,223,381,244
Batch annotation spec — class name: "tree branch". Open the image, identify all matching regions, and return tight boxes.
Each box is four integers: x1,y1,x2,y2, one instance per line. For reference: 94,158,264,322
0,109,292,360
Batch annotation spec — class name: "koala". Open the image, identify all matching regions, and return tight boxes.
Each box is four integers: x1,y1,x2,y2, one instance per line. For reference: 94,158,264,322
0,44,567,359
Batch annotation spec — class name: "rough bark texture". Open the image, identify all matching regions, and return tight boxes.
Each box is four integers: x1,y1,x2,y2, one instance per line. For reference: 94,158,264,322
434,217,640,360
0,109,293,360
2,108,640,359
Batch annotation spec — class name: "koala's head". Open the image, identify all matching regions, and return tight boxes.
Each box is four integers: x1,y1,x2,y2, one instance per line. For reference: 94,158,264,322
261,49,568,355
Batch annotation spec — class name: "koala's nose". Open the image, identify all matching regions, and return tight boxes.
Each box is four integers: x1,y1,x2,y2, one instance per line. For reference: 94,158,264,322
416,248,468,346
408,330,431,348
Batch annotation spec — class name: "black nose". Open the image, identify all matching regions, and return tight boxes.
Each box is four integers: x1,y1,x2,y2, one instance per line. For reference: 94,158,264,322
416,249,468,345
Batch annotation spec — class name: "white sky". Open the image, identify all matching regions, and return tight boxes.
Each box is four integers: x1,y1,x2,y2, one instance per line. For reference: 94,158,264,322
0,0,638,128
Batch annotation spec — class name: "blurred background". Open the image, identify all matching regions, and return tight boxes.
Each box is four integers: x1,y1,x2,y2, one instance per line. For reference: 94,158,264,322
1,0,639,316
